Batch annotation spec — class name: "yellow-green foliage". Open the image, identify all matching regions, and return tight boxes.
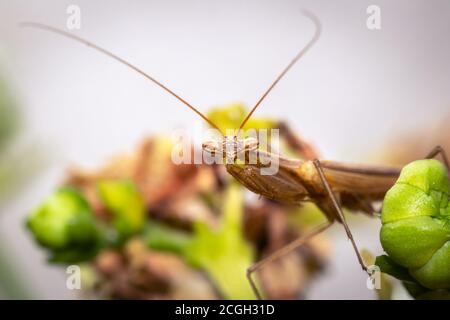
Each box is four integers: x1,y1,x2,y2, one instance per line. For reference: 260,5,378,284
207,103,276,135
145,183,257,299
184,182,256,299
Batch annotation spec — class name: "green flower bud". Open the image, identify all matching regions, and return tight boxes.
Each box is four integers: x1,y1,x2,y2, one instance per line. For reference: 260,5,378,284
27,187,100,262
381,159,450,290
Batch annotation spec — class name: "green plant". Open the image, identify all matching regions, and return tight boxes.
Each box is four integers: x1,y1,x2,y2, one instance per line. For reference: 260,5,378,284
378,159,450,298
98,179,146,239
27,187,101,263
207,103,276,135
145,182,256,299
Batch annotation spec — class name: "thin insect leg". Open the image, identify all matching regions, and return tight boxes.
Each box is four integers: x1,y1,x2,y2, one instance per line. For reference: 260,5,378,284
313,159,368,272
247,222,332,300
425,145,450,170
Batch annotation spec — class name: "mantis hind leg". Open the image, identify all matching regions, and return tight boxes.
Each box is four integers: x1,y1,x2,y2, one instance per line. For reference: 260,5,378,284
424,145,449,171
246,222,332,300
313,159,368,273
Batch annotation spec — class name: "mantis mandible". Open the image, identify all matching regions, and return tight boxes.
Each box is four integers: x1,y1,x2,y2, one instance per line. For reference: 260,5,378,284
22,11,450,299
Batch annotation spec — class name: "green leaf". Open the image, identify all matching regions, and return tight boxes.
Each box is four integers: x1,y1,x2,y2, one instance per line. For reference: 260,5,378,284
145,221,192,255
184,182,256,299
375,255,415,283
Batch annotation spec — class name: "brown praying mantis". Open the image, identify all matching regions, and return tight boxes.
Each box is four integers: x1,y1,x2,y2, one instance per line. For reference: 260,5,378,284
22,10,450,300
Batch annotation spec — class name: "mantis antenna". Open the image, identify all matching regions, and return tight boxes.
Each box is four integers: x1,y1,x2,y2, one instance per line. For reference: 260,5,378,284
238,10,322,132
20,22,222,132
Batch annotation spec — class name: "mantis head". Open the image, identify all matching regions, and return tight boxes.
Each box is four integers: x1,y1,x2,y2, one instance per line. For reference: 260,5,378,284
202,136,259,160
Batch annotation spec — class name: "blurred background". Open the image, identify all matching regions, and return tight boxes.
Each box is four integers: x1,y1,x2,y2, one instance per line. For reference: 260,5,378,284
0,0,449,299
